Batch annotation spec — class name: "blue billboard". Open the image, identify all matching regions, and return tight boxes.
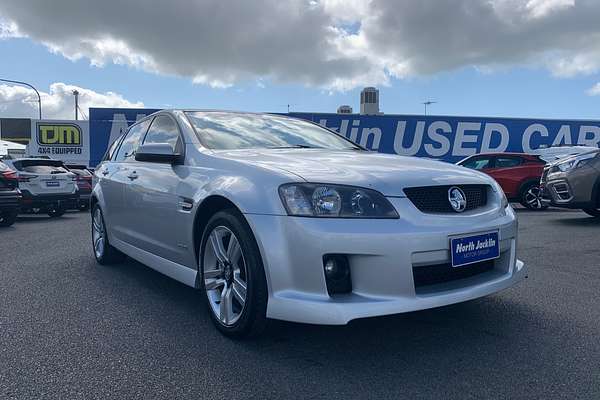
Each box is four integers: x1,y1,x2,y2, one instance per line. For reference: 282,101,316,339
89,108,600,166
89,107,159,166
291,112,600,163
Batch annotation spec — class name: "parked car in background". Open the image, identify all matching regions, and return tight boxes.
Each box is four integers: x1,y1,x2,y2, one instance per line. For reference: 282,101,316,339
0,160,21,227
91,110,526,338
541,149,600,217
457,152,547,210
532,145,599,163
66,164,93,211
2,158,78,218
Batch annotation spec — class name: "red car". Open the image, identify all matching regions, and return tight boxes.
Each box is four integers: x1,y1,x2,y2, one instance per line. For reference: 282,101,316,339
457,152,547,210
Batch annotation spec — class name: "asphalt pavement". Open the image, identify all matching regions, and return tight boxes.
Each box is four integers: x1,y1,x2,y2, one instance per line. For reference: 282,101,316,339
0,209,599,399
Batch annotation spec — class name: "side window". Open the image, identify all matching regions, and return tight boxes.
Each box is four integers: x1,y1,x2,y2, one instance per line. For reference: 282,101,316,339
114,120,151,162
495,157,521,168
462,157,492,170
103,134,124,162
142,115,181,151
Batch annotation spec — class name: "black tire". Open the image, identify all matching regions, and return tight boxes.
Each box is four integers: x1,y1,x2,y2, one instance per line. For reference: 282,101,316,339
0,209,18,227
519,182,548,210
91,204,125,265
200,209,268,338
47,205,66,218
583,208,600,218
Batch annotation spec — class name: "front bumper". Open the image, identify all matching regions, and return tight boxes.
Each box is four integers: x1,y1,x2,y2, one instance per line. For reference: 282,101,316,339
246,198,526,325
540,169,596,209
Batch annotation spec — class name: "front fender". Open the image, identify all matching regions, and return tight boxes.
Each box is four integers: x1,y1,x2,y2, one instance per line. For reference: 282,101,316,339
193,175,288,216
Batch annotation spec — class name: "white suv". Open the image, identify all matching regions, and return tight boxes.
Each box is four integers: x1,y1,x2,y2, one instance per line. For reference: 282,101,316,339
3,158,78,217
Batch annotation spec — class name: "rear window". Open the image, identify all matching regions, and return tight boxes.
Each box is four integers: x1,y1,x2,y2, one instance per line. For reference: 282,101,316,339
12,160,68,174
67,167,92,176
495,157,522,168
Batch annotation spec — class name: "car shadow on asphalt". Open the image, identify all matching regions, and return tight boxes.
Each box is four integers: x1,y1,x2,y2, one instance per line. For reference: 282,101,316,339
98,256,573,385
93,255,585,398
513,207,572,213
553,216,600,226
16,213,81,223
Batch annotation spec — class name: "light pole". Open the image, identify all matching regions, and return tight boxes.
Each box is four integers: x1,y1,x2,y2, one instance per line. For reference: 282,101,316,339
0,78,42,119
422,100,437,116
72,90,80,120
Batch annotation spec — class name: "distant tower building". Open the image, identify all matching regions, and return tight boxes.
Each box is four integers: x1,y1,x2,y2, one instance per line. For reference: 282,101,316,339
360,87,380,115
337,105,353,114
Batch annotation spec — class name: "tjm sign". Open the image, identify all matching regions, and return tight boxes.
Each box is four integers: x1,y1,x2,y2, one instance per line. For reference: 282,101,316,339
29,120,90,165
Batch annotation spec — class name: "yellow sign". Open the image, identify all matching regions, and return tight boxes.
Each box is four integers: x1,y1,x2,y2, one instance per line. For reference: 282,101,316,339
37,124,82,146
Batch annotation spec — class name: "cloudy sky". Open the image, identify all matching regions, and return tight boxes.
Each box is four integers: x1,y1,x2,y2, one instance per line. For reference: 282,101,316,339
1,0,600,119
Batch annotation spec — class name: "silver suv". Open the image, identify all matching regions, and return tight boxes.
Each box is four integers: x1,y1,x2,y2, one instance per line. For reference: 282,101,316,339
541,149,600,217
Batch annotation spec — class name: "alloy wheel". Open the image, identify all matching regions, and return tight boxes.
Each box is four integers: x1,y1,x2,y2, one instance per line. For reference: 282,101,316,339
524,186,545,210
203,226,248,326
92,208,106,259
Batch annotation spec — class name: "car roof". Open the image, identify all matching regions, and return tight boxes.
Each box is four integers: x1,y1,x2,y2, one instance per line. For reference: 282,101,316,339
466,152,536,157
5,157,59,162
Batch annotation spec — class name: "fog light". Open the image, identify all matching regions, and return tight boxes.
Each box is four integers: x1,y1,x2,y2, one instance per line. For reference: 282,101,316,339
323,255,352,295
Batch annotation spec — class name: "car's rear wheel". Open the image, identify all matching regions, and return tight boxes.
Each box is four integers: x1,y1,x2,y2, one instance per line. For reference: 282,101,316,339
47,204,66,218
200,210,268,338
0,210,18,227
92,205,125,264
520,182,548,210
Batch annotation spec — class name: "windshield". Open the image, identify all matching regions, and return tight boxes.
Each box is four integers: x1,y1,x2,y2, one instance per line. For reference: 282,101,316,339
185,112,360,151
12,160,68,174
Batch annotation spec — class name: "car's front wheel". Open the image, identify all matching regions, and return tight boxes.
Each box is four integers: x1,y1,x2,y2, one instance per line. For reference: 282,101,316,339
520,182,548,211
200,210,268,338
0,210,18,227
92,205,125,264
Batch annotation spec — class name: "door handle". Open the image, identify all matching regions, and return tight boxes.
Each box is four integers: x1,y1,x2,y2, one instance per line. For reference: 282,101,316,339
127,172,139,180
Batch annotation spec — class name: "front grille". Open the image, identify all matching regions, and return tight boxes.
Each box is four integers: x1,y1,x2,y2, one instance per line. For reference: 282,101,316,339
404,185,488,213
553,183,571,200
413,260,495,288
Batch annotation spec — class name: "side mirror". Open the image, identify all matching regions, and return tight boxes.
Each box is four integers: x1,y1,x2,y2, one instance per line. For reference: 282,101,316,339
135,143,183,164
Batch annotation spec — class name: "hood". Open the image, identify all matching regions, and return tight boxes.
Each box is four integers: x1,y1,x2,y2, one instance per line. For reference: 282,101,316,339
214,149,492,197
546,149,600,167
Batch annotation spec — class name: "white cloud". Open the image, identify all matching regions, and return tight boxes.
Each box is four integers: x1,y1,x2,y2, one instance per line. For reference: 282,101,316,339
525,0,575,19
586,82,600,96
0,82,144,119
0,0,599,90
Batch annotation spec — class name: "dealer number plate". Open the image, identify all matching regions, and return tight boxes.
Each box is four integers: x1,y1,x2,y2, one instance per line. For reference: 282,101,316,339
450,231,499,268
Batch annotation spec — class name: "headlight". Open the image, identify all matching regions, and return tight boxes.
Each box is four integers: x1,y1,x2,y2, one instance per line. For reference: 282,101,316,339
556,153,597,172
490,180,509,209
279,183,399,218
